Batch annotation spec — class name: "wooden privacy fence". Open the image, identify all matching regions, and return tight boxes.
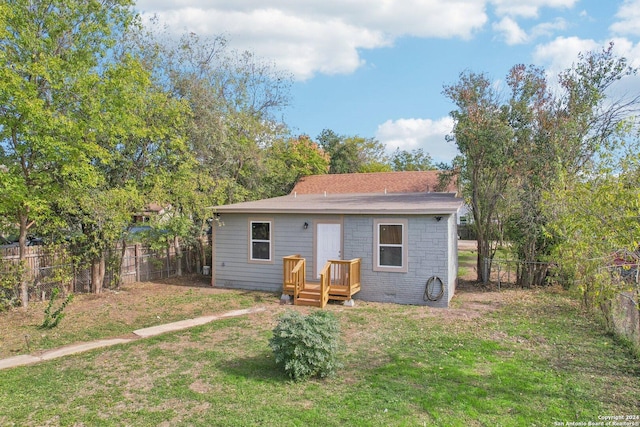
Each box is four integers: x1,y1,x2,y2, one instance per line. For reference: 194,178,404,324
0,240,208,301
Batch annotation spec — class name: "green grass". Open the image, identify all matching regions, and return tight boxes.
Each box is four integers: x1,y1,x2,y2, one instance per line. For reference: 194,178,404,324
458,250,476,277
0,287,638,426
458,245,513,279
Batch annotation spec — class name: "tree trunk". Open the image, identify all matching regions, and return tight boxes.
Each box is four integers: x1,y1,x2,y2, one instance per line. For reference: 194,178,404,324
91,255,106,294
476,239,484,282
174,236,182,276
185,246,193,274
196,237,204,274
477,237,492,284
117,239,128,289
516,237,550,287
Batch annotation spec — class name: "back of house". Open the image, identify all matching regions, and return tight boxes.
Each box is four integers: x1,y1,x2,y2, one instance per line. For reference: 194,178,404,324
210,171,463,308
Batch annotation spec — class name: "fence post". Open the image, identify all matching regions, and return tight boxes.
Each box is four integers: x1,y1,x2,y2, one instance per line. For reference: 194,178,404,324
166,246,170,278
135,243,141,282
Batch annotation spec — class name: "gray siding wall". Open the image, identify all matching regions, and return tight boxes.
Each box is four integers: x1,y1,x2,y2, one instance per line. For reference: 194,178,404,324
343,214,453,307
447,213,459,303
214,213,316,292
215,212,457,307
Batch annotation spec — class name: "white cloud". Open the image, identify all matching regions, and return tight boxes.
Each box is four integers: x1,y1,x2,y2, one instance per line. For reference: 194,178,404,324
135,0,488,80
490,0,577,18
375,117,458,163
530,18,568,39
533,36,600,76
493,17,528,45
610,0,640,36
492,13,567,45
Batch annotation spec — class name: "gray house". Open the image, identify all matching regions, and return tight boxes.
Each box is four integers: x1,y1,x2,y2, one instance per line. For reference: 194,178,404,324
211,172,463,308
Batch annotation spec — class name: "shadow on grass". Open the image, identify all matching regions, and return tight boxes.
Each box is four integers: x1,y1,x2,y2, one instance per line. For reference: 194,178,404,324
148,274,212,288
235,290,278,304
217,351,289,383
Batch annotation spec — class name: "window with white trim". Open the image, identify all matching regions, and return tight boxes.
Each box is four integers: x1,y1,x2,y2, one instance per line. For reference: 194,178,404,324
374,219,408,272
250,220,272,261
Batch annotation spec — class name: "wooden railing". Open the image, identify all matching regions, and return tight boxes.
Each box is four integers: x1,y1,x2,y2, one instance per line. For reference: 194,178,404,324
290,258,306,302
327,258,361,300
283,254,303,296
319,262,331,308
282,255,361,307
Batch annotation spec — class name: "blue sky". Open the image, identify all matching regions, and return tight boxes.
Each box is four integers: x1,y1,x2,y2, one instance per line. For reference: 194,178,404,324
134,1,640,163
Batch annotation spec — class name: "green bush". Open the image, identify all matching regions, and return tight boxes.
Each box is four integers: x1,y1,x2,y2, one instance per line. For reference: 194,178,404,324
269,310,342,381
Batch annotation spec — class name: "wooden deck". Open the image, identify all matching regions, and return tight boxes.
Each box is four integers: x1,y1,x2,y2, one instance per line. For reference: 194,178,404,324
283,255,361,308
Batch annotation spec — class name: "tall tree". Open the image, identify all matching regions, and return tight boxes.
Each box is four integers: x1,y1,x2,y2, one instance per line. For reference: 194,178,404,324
141,30,291,204
73,56,190,292
317,129,388,173
543,45,640,310
443,72,515,282
121,26,292,270
556,43,639,175
503,64,559,287
0,0,134,305
506,46,639,286
444,44,640,286
263,135,330,196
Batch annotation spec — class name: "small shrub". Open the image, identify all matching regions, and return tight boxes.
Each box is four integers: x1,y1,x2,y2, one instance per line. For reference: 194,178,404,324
0,260,24,311
41,288,73,329
269,310,342,381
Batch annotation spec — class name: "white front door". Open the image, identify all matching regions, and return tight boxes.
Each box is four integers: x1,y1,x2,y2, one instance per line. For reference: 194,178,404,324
316,223,342,279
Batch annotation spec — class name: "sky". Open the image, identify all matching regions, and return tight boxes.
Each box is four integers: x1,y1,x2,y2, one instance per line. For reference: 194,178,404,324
134,0,640,164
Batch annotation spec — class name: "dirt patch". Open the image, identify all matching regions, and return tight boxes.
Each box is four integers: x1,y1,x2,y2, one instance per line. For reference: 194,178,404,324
0,275,277,358
458,240,477,251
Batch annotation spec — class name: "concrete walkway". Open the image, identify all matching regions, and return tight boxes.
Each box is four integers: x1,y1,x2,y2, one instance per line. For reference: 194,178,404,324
0,306,265,371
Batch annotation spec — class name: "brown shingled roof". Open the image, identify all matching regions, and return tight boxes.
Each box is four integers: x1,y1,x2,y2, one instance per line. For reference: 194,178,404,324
291,171,458,195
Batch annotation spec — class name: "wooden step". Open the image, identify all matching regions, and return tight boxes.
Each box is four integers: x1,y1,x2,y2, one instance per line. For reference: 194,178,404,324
295,288,323,307
295,297,323,307
299,290,320,299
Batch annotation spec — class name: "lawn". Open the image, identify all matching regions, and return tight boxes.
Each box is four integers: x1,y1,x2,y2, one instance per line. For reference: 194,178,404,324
0,274,638,425
0,276,265,358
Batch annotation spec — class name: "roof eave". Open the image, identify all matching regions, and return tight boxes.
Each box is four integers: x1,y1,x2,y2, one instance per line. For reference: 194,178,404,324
213,207,461,215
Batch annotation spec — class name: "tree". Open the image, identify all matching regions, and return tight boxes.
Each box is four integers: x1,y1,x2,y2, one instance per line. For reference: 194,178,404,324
317,129,388,173
443,72,515,283
542,45,640,311
503,64,559,287
444,44,640,286
0,0,135,305
80,58,190,291
139,29,291,204
263,135,329,196
390,148,435,171
555,43,639,175
546,142,640,311
505,46,640,287
121,26,292,271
